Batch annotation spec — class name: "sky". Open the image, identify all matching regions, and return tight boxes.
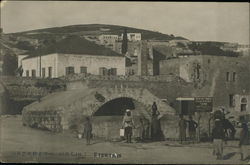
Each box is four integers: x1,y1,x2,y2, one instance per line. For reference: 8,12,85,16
1,1,249,44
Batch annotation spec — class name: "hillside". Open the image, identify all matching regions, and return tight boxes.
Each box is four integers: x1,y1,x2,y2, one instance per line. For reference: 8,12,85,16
13,24,186,41
0,24,188,75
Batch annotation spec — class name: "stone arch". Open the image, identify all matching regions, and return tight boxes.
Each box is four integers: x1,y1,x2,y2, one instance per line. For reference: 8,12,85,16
93,96,151,121
88,87,175,120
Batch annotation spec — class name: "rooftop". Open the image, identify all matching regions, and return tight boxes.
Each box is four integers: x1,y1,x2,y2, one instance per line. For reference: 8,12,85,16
24,35,123,60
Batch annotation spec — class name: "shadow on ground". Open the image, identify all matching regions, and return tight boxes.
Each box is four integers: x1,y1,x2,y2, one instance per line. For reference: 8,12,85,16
223,152,237,160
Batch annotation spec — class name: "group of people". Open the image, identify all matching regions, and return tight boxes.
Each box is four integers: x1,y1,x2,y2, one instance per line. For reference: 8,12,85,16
211,117,249,160
78,102,161,145
179,115,198,144
122,102,163,143
78,104,250,161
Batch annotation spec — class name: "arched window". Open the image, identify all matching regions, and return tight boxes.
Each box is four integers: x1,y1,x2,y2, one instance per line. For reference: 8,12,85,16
241,98,247,104
240,98,247,112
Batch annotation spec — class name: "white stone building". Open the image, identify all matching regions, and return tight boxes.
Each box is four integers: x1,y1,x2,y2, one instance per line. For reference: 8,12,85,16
99,34,119,45
121,33,141,42
18,36,126,78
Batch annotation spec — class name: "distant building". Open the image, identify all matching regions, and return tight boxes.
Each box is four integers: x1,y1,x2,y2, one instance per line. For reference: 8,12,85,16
113,40,177,76
98,34,119,49
220,42,238,52
236,44,250,57
120,33,141,42
113,41,141,57
19,36,126,78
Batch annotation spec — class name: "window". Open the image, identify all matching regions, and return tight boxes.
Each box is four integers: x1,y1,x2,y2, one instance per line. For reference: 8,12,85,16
229,94,235,107
48,67,52,78
80,66,87,74
65,66,75,75
99,67,108,75
241,104,247,112
26,70,29,77
226,72,230,81
31,69,36,77
232,72,236,82
196,64,201,79
42,68,46,78
241,98,247,112
109,68,117,76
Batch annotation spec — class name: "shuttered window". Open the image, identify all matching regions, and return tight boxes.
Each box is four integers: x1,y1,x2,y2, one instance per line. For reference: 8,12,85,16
65,67,74,75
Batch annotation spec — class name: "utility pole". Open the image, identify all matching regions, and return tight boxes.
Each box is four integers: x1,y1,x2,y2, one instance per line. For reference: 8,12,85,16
36,43,41,78
40,54,41,77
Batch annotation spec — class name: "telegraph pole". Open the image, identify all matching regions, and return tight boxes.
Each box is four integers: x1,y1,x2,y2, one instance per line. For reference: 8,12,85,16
40,54,41,77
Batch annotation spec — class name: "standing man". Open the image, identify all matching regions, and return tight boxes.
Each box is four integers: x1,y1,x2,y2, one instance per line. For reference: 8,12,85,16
179,115,187,144
188,115,198,143
151,102,163,141
84,117,92,145
239,122,250,160
123,109,135,143
212,119,225,160
152,102,159,117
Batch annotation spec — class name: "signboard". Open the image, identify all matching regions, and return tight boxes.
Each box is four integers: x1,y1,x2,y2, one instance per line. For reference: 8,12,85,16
194,97,213,112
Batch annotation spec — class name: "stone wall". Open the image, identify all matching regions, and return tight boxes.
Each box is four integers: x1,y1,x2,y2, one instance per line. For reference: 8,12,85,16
1,76,66,114
160,55,250,110
57,53,126,77
21,53,58,78
22,110,62,132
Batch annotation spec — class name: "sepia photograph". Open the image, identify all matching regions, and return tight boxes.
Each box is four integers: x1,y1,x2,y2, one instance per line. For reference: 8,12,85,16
0,1,249,164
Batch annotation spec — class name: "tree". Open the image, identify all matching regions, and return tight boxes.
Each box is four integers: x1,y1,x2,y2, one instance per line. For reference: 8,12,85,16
2,54,18,76
121,28,128,54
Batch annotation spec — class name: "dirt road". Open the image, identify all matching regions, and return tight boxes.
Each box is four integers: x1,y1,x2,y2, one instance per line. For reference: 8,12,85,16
0,115,249,164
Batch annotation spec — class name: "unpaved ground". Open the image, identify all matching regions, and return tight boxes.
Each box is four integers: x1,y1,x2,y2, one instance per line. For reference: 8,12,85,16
0,115,249,164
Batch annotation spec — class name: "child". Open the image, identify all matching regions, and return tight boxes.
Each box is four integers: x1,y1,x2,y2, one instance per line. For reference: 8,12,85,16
239,122,250,160
84,117,92,145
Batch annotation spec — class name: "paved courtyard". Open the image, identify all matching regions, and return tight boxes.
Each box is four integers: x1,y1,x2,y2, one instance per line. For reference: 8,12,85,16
1,115,249,164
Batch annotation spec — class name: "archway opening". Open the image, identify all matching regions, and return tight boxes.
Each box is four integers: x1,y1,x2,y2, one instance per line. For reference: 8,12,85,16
92,97,150,140
93,97,147,116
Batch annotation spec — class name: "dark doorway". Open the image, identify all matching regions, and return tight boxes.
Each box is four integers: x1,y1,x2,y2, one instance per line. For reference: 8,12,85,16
153,54,160,76
241,104,247,112
94,97,135,116
181,101,189,115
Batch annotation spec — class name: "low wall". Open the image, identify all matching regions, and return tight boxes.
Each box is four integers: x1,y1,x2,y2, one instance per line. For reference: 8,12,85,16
22,110,63,132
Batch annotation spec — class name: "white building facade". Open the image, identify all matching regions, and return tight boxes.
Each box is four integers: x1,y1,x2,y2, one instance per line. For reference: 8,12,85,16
121,33,141,42
99,35,119,45
19,53,126,78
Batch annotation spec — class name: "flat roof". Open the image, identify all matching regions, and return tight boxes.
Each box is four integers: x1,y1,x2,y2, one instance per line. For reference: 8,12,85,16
176,97,195,101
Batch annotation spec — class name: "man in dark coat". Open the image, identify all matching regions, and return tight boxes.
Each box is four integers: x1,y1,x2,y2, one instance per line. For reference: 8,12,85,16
151,102,164,141
179,115,187,144
188,115,198,143
239,122,250,160
212,119,225,160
